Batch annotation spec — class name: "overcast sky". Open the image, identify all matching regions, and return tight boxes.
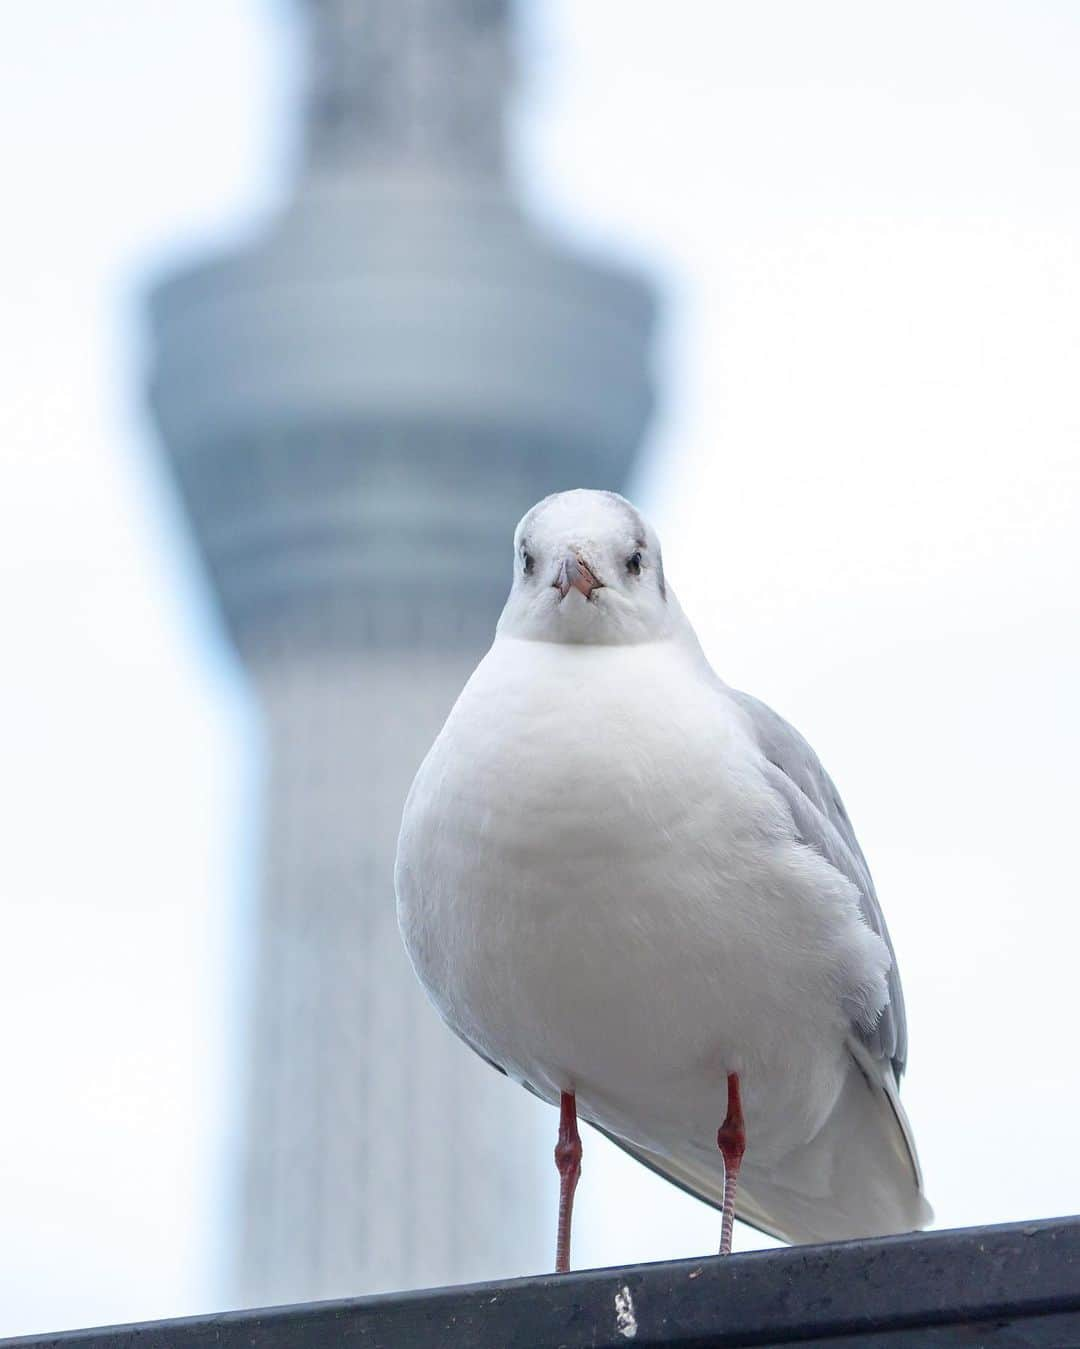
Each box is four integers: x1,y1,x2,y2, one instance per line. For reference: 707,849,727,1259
1,1,1078,1337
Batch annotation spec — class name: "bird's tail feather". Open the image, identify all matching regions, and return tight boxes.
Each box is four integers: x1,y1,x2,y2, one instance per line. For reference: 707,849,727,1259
597,1047,932,1246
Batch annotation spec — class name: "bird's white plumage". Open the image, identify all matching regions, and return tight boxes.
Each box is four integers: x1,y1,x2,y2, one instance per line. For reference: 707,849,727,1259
395,490,931,1244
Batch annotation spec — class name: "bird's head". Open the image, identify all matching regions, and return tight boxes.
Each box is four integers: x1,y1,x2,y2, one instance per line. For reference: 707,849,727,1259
496,490,679,645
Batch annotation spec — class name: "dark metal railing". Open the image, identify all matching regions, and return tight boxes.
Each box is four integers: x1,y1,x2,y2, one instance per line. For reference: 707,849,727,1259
5,1216,1080,1348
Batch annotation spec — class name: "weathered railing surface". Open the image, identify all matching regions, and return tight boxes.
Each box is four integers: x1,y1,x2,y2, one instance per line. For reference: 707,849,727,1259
5,1216,1080,1348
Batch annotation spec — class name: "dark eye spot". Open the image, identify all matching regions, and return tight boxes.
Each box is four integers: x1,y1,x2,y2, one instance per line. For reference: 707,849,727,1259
626,551,643,576
520,546,534,576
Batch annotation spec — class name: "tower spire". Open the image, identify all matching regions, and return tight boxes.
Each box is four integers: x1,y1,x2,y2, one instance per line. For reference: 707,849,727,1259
300,0,512,182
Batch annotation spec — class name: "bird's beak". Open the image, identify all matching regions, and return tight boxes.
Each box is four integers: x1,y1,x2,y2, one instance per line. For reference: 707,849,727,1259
554,553,602,600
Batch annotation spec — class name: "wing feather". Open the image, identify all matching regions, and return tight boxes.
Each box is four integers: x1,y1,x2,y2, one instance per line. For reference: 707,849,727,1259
728,688,908,1080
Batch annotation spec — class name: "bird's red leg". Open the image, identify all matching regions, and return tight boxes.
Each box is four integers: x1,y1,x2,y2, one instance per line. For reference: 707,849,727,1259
554,1090,582,1273
716,1071,746,1256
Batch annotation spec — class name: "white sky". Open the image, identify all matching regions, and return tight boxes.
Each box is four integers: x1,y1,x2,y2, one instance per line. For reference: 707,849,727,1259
1,0,1078,1337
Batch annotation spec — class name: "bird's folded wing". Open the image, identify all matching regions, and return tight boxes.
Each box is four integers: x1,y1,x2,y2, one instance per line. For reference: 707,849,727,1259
727,687,907,1080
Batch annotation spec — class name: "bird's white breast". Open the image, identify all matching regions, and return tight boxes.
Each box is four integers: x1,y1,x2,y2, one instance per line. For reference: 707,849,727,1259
395,637,885,1160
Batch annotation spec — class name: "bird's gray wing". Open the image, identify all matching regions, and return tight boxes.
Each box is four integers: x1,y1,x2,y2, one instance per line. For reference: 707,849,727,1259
727,688,907,1081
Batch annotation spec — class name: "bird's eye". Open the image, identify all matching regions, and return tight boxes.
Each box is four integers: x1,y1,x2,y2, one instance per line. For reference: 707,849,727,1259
520,546,534,576
626,551,643,576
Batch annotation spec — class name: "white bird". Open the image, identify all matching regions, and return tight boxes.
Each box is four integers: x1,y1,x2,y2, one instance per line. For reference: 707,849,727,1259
395,489,931,1271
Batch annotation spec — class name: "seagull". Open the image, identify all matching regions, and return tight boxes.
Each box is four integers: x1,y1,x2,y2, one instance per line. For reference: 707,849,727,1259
395,489,931,1272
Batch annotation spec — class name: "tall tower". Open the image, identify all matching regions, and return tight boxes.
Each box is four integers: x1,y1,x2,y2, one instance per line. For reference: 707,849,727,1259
147,0,655,1306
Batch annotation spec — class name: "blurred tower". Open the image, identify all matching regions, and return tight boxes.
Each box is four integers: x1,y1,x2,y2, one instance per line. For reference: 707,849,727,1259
146,0,655,1306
